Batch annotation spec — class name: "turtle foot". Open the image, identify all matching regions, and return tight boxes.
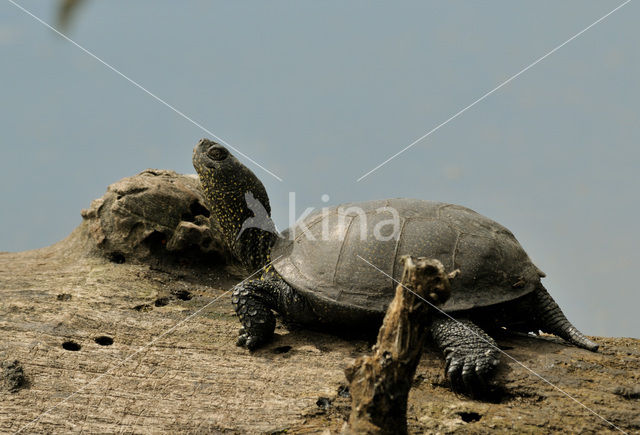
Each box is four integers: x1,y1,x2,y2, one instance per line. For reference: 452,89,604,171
232,280,277,351
431,317,501,397
234,316,274,350
236,327,271,351
445,346,500,397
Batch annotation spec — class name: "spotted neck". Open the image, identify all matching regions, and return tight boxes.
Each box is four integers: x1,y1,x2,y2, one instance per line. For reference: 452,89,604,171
200,174,276,272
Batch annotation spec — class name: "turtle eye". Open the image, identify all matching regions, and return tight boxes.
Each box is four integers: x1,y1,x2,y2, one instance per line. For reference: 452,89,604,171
207,147,228,161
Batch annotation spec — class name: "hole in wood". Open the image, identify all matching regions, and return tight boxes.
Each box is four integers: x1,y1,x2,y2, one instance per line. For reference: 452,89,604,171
172,290,192,301
458,411,482,423
133,303,153,312
316,397,331,410
107,252,125,264
95,336,114,346
154,297,170,307
62,341,81,351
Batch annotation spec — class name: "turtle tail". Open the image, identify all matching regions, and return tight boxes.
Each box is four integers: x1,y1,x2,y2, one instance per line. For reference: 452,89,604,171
534,285,599,352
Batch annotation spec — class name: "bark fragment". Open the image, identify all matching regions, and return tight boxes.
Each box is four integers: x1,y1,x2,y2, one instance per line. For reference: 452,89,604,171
343,256,457,434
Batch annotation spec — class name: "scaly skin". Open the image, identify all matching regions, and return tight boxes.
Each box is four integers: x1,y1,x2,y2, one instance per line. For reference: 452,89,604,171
534,286,599,351
232,279,278,350
192,138,276,272
232,268,319,350
430,317,501,396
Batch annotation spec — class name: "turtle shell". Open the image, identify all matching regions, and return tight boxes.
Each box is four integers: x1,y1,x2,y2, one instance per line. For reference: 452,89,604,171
272,199,544,313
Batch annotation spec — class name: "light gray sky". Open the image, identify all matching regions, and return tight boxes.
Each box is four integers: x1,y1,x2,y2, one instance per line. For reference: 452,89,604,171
1,1,638,338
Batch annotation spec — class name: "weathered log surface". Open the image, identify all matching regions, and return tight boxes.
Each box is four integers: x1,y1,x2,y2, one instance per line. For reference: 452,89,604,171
80,168,232,266
343,257,455,434
1,172,639,434
2,230,639,434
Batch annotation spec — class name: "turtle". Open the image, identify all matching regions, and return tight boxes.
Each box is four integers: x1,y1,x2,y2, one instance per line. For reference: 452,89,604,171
192,138,599,393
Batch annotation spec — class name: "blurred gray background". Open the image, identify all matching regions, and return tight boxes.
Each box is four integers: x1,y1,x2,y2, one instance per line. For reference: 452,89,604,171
1,1,637,338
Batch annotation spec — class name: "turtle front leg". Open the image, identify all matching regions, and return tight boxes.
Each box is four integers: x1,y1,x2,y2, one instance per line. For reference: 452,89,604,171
232,276,318,350
430,316,501,396
232,279,278,350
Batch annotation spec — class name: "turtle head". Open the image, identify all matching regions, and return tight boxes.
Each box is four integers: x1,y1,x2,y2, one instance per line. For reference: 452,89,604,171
193,139,240,189
193,138,277,271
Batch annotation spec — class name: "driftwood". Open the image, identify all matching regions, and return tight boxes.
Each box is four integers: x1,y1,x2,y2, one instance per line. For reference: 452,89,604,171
80,168,231,265
1,171,639,433
343,256,458,435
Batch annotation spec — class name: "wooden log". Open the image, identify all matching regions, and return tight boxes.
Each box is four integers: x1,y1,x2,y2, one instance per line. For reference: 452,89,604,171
343,256,458,435
3,184,638,433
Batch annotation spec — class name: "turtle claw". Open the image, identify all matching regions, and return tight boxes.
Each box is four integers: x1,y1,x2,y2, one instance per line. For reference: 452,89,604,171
236,331,248,347
236,332,261,350
235,327,269,351
446,359,463,392
445,350,498,397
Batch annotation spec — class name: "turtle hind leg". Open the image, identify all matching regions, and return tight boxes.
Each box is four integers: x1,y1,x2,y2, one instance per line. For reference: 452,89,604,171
232,279,278,350
533,285,599,352
430,316,501,397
